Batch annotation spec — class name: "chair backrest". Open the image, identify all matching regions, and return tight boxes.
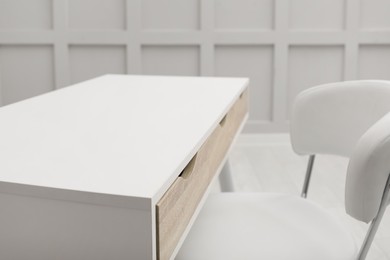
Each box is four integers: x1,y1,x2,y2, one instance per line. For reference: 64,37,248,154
290,80,390,223
346,112,390,223
290,80,390,158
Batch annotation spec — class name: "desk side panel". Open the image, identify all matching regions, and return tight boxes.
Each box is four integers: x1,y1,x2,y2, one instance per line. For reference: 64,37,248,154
0,192,154,260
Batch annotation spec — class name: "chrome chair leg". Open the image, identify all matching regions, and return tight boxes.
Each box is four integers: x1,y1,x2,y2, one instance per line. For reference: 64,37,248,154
357,174,390,260
301,155,315,198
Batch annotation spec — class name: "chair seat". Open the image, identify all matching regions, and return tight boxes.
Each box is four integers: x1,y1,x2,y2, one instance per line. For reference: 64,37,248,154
176,193,358,260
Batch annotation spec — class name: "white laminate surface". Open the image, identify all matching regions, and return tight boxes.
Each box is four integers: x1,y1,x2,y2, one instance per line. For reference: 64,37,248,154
0,75,248,206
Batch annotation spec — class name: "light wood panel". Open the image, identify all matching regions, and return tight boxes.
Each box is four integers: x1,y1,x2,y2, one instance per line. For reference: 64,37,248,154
156,90,248,260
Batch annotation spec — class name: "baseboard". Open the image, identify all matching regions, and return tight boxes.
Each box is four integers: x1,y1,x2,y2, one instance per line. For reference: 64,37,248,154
242,120,289,133
236,133,291,146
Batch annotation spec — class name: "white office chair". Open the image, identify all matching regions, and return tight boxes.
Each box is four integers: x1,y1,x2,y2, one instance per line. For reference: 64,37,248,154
176,80,390,260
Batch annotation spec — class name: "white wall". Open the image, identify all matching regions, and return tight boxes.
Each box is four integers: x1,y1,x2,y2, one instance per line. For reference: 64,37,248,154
0,0,390,132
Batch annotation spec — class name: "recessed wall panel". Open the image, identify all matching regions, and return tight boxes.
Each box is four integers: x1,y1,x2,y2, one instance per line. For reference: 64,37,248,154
142,46,200,76
142,0,199,30
287,46,344,116
69,45,126,84
0,45,54,105
290,0,345,30
215,0,273,30
69,0,126,30
0,0,52,30
358,45,390,80
215,45,273,121
360,0,390,30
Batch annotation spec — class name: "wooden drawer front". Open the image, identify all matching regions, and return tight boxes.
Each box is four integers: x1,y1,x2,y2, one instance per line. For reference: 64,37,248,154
156,90,248,260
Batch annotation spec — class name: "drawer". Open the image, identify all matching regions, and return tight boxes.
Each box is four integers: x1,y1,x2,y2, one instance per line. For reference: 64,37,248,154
156,90,248,260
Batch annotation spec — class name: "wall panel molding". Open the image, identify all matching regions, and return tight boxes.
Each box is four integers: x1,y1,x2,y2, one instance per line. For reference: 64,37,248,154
0,0,390,132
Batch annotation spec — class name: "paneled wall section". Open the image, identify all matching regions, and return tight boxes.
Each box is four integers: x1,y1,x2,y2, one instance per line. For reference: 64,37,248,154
0,0,390,132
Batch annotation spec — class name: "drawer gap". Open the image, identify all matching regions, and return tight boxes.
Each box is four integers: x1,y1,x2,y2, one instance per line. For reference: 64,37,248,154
179,153,198,179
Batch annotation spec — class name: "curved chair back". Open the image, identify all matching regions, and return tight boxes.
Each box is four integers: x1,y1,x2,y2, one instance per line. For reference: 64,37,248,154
346,111,390,223
290,80,390,260
290,80,390,157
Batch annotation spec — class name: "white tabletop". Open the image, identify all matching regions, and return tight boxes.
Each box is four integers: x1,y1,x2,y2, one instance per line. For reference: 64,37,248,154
0,75,248,206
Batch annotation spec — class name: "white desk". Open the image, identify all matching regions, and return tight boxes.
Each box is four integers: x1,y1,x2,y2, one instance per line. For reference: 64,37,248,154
0,75,248,260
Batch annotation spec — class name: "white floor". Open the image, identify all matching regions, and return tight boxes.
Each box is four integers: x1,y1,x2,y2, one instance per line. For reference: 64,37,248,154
214,134,390,260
